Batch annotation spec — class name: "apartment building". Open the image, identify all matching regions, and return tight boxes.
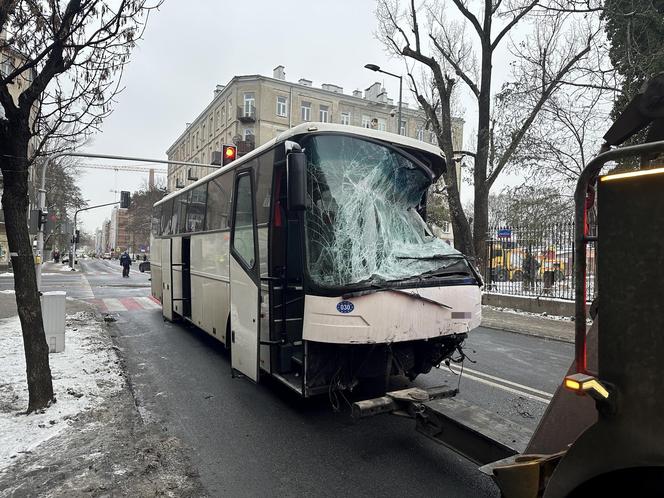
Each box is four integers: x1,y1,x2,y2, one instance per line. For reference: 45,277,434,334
0,31,38,268
166,65,464,192
109,207,129,253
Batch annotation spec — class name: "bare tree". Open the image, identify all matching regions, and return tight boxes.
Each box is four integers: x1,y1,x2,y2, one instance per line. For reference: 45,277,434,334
125,181,166,253
0,0,159,412
376,0,603,270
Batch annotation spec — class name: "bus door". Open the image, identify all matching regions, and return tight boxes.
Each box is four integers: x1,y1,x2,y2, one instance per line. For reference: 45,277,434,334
162,238,173,320
229,171,260,381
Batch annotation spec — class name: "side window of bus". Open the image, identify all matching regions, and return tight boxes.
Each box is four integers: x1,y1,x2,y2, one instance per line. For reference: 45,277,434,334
152,205,162,235
170,197,179,234
206,175,232,230
177,191,190,233
232,173,256,268
161,200,173,235
255,151,273,224
187,184,207,232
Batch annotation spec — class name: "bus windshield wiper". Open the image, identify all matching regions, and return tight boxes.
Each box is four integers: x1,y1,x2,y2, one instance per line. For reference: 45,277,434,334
396,254,465,261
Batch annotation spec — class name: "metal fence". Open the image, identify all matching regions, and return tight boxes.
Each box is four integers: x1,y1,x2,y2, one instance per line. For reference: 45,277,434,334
484,222,597,302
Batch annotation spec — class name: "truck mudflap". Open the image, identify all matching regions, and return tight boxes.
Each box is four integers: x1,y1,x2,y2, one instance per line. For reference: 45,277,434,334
352,386,532,466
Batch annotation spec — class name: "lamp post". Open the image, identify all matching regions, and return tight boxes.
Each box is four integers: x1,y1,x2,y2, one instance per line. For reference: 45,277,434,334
364,63,403,135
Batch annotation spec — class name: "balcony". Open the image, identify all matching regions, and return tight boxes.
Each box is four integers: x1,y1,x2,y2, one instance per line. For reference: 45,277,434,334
237,105,256,123
237,139,255,155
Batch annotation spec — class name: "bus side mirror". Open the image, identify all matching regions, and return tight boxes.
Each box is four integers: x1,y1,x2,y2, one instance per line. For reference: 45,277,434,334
287,152,307,211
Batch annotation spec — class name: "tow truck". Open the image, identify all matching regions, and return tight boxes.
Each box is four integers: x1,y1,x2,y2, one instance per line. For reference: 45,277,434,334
352,73,664,496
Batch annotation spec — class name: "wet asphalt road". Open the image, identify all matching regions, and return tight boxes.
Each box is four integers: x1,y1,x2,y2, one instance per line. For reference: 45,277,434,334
1,260,574,497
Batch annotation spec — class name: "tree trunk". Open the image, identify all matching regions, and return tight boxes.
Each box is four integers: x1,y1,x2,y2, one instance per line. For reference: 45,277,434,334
473,185,489,276
443,167,474,257
0,129,54,413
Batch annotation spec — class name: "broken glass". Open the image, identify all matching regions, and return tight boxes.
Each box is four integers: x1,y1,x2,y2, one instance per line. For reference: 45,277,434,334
303,135,462,288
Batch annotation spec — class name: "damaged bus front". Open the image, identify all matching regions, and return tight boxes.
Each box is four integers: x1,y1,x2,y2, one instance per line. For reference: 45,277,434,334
289,131,482,395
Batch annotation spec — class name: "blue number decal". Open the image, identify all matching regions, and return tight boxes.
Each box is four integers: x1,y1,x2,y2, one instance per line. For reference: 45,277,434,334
336,300,354,313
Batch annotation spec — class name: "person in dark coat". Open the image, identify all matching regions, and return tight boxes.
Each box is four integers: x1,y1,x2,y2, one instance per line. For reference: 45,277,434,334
120,251,132,277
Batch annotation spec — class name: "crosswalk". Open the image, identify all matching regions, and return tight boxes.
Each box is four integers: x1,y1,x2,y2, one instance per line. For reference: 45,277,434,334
85,296,162,313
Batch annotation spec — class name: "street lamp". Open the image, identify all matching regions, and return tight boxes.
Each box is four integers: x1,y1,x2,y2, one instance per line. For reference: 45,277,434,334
364,63,403,135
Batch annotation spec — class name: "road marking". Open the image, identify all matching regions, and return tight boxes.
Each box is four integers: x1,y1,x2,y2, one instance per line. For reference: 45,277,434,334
437,365,553,404
448,365,553,399
135,296,161,309
103,298,126,312
79,272,95,299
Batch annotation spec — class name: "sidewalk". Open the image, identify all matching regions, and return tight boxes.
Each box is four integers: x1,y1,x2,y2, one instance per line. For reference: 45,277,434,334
481,305,575,343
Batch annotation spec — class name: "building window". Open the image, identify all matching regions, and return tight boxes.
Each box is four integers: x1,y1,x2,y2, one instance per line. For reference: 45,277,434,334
417,128,424,141
243,92,255,117
400,120,407,135
244,128,255,141
341,112,350,125
377,118,386,131
362,115,371,128
228,98,233,121
319,105,329,123
276,96,288,117
301,101,311,121
430,131,437,143
209,116,213,136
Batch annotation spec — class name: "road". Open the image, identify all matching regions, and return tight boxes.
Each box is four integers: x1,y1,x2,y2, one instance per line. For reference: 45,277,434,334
1,260,574,497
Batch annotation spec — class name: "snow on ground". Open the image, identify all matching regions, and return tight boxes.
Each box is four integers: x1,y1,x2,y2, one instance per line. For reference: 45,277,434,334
0,311,123,472
0,290,14,294
485,305,593,325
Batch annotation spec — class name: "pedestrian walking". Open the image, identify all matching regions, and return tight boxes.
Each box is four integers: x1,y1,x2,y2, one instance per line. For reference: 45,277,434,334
522,248,539,292
120,251,132,277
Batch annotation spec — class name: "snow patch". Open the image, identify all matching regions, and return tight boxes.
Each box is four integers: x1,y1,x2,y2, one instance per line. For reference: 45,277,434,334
0,312,123,472
0,290,14,294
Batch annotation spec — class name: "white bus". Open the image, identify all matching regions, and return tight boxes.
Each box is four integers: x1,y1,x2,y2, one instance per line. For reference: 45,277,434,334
151,123,482,396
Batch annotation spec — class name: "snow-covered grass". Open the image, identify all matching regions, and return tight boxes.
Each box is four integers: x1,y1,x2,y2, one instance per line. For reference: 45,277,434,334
0,311,123,472
485,304,593,325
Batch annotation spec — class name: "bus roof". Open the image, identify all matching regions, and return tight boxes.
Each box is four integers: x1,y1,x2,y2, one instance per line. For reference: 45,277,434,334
155,122,446,207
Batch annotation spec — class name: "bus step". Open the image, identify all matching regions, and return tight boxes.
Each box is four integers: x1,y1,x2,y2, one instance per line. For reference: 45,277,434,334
291,351,303,367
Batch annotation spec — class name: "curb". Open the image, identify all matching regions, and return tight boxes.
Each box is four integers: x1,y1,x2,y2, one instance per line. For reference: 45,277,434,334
480,321,574,344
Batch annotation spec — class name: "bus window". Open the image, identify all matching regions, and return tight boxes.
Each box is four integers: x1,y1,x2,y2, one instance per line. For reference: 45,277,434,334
187,184,207,232
206,175,232,230
151,204,162,235
256,152,273,224
232,174,256,268
170,197,179,234
177,191,190,233
161,200,173,235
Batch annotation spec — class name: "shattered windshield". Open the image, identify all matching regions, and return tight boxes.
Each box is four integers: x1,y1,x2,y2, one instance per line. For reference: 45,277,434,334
303,134,463,289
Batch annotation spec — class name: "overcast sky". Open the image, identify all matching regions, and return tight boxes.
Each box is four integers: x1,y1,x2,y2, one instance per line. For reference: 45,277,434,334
77,0,516,232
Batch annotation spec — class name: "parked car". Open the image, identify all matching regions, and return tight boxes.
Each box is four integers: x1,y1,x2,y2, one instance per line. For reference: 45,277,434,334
139,261,150,273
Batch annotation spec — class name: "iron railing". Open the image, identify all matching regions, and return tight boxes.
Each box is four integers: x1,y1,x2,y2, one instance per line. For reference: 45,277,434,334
484,222,597,302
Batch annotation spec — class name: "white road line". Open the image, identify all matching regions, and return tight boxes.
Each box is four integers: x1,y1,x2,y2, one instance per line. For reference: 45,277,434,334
448,365,554,399
103,298,126,312
79,273,95,299
134,296,161,310
452,370,551,404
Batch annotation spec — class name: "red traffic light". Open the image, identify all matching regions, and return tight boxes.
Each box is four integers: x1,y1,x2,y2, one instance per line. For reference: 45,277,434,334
222,145,237,165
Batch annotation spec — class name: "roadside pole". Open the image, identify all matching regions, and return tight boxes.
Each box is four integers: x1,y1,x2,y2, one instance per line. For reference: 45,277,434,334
36,152,216,288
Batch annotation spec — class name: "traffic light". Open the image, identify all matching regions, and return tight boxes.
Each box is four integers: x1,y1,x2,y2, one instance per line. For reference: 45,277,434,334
222,144,237,166
120,190,131,209
38,210,47,230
